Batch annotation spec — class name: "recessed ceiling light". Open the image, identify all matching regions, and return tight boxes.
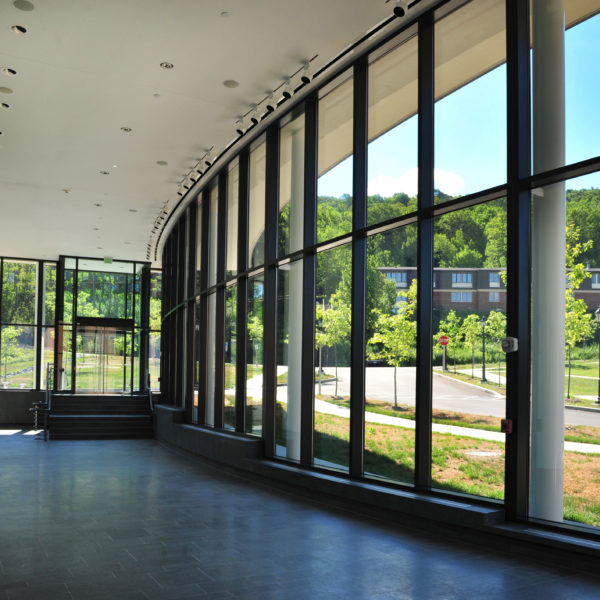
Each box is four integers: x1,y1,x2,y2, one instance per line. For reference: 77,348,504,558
13,0,34,11
153,93,160,98
0,68,17,76
99,170,109,175
97,247,102,250
156,160,168,166
120,126,131,132
1,103,10,109
160,62,174,70
124,241,131,245
10,25,27,34
223,79,239,88
220,11,230,17
94,203,102,207
93,227,99,231
129,209,137,213
0,87,14,94
62,188,71,194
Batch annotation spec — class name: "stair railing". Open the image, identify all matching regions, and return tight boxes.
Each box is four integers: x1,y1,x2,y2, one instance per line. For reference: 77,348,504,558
30,363,53,441
147,373,154,413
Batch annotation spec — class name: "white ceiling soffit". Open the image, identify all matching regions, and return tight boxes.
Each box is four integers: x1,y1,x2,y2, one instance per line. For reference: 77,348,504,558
0,0,403,266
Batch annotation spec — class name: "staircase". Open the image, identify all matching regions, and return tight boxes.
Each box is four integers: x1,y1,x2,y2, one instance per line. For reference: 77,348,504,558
48,394,154,440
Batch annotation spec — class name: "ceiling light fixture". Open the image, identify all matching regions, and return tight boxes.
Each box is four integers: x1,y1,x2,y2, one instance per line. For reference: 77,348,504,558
13,1,35,11
156,160,168,166
392,0,408,18
0,87,14,94
203,150,213,167
10,25,27,34
300,60,313,84
220,11,230,17
235,116,246,136
249,105,259,125
62,188,71,194
281,78,293,100
94,203,102,207
1,103,10,109
160,61,174,70
223,79,239,88
99,170,109,175
129,208,137,213
120,126,132,132
0,68,17,76
265,92,276,113
93,227,99,231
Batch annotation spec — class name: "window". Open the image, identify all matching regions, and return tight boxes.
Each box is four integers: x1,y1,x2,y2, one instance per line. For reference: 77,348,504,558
451,272,472,286
489,272,501,287
592,272,600,288
451,291,472,303
489,292,500,303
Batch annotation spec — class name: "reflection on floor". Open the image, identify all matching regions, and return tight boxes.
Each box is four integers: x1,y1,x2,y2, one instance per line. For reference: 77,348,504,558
1,429,600,599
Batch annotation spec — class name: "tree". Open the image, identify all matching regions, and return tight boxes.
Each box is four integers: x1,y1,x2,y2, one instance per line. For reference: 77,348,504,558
485,310,507,385
315,293,351,398
435,310,462,372
367,279,417,407
461,314,481,378
564,224,595,398
247,314,263,365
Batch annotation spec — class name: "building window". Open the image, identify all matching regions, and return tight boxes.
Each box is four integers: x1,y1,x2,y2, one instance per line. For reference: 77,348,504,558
489,291,500,303
489,272,501,287
451,291,472,303
451,272,472,287
592,272,600,289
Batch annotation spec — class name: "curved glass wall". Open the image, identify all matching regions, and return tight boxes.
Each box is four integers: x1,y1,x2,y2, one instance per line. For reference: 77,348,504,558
159,0,600,535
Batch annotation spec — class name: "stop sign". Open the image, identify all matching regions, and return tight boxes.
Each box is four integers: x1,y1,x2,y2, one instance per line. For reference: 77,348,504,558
439,335,449,347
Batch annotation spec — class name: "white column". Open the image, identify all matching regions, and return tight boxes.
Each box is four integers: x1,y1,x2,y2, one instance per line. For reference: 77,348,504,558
530,0,565,521
285,126,305,460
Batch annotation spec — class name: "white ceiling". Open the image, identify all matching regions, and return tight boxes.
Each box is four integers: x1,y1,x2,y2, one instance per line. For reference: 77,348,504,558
0,0,398,266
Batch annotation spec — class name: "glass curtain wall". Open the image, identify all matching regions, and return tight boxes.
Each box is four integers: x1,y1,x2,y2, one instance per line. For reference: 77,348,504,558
160,0,600,536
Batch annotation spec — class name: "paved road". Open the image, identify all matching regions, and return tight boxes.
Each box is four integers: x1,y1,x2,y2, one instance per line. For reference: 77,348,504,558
311,366,600,427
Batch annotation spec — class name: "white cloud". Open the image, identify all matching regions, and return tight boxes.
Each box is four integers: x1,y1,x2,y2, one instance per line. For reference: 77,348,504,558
367,168,465,198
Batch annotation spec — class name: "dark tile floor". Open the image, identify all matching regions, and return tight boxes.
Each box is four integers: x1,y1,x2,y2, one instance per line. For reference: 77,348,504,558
1,430,599,600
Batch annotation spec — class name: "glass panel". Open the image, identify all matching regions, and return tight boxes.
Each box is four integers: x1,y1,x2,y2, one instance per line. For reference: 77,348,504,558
57,325,72,390
149,331,160,391
1,260,37,325
368,35,418,225
75,325,131,394
40,327,55,390
206,293,216,426
249,139,266,268
150,271,162,331
317,75,353,243
196,196,203,295
314,244,352,471
246,274,264,435
279,112,305,256
0,325,35,389
434,0,507,200
224,285,237,430
63,265,75,324
432,199,507,500
364,226,417,484
43,263,56,325
529,170,600,528
227,162,239,278
193,299,200,424
134,273,141,327
276,259,303,460
209,182,219,287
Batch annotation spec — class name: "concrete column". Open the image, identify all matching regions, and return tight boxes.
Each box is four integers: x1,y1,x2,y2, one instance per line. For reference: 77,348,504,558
285,125,305,460
530,0,566,522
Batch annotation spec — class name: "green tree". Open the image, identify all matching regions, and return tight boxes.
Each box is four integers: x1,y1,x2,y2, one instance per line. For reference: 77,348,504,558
564,224,595,398
315,293,351,398
435,310,462,372
462,314,481,378
485,310,507,386
367,280,417,407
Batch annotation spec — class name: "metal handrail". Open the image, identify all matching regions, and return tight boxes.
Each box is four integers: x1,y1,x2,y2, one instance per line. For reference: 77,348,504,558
30,363,53,442
147,372,154,413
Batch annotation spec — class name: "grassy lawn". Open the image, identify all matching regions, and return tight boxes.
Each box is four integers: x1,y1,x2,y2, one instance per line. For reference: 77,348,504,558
277,369,334,384
277,403,600,526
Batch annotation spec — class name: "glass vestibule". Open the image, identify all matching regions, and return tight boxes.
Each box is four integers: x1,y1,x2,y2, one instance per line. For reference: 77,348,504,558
56,256,150,395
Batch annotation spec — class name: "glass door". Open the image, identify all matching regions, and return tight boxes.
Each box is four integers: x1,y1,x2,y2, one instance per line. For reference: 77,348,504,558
74,318,134,394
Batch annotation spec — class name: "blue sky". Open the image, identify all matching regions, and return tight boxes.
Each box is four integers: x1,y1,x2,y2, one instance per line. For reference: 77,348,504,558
318,14,600,199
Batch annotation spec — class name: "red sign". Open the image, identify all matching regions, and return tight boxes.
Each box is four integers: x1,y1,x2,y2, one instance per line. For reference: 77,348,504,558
439,335,449,347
